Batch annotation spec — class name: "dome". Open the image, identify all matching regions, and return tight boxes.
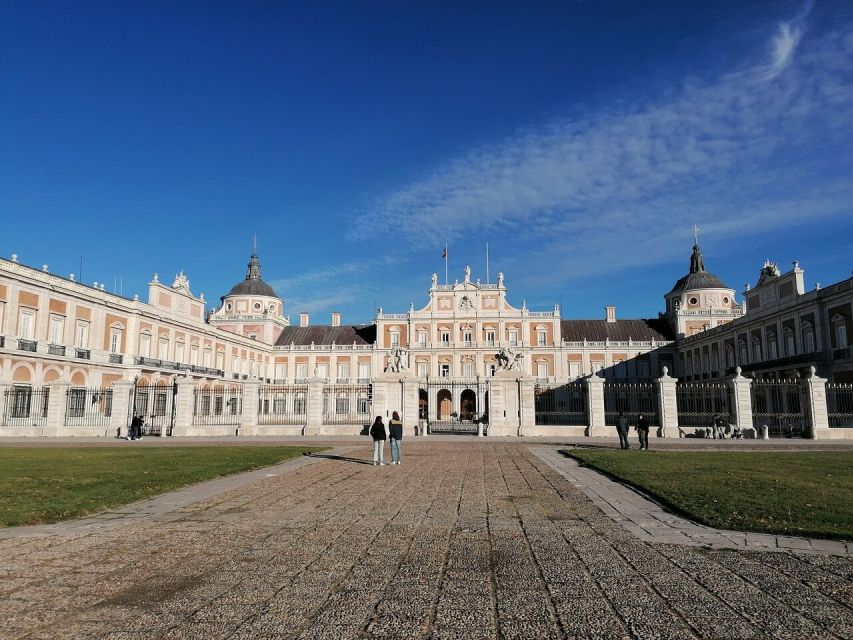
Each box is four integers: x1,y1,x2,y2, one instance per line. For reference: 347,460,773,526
224,252,278,299
667,244,729,294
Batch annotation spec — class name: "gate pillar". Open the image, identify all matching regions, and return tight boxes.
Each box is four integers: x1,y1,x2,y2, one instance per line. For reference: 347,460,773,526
401,377,419,436
655,367,678,439
241,382,259,436
802,367,832,439
519,377,536,436
487,371,520,436
45,381,71,437
728,367,754,433
586,374,607,437
171,377,194,436
111,380,134,439
305,378,324,436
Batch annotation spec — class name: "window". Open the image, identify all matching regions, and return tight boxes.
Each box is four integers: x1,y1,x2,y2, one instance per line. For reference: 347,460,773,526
232,356,239,373
274,364,285,380
76,321,89,348
390,330,400,347
0,301,5,334
190,345,199,365
463,330,472,346
139,333,151,358
335,393,349,415
50,315,64,345
726,346,735,368
216,351,225,370
296,364,308,380
803,322,815,353
440,331,450,345
537,329,547,346
158,337,169,360
175,342,185,363
536,361,548,379
110,329,121,354
752,336,762,362
637,361,650,379
688,297,698,306
508,330,518,346
417,362,428,377
738,340,748,364
294,393,306,414
784,329,796,356
357,394,369,415
440,363,450,377
833,315,848,349
767,333,777,360
569,362,581,379
11,386,33,418
418,331,427,347
358,362,370,381
489,364,497,377
337,363,350,382
204,348,212,367
19,310,35,340
316,363,328,379
485,330,495,346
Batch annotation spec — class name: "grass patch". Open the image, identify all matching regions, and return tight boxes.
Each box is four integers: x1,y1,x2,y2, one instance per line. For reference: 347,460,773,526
0,446,325,527
564,449,853,540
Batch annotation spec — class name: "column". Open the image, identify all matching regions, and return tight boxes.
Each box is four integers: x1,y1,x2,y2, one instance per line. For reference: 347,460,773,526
801,366,832,439
486,372,520,436
305,377,324,435
241,381,259,436
519,376,535,436
728,367,754,434
171,377,195,436
586,374,607,437
111,380,133,438
45,381,71,437
655,366,678,438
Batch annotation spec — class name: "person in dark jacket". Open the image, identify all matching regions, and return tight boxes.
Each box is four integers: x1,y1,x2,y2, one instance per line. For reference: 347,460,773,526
636,414,650,450
388,411,403,465
369,416,386,466
616,411,630,449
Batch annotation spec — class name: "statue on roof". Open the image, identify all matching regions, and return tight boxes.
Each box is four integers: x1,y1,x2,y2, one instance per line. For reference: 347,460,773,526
464,264,471,282
689,244,705,273
172,270,191,294
431,272,438,287
497,271,504,287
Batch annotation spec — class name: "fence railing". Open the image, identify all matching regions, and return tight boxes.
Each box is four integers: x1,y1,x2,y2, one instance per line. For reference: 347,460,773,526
534,382,587,426
1,386,49,426
826,383,853,428
193,387,243,426
604,382,659,426
750,379,806,438
65,387,113,427
258,385,308,425
675,382,732,429
322,384,371,425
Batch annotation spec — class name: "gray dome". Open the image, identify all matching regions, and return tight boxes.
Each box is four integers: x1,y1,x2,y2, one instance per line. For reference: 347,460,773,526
224,252,278,299
667,243,729,294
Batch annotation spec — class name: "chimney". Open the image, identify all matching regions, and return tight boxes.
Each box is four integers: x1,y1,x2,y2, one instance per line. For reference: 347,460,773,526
331,311,341,327
299,312,310,327
605,305,616,323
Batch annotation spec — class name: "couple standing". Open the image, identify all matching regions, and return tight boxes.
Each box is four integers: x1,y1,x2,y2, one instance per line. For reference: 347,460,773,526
369,411,403,465
616,411,650,450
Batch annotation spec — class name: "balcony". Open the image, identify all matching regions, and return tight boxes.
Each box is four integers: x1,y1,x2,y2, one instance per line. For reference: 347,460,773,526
189,365,224,376
109,353,123,364
834,346,851,361
74,348,91,360
18,339,37,353
48,344,66,356
135,356,180,370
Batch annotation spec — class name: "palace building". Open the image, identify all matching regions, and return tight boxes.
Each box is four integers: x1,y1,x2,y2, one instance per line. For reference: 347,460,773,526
0,243,850,438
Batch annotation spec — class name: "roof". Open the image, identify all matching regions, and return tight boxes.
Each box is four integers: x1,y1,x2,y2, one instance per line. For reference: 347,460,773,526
275,324,377,346
560,319,675,342
667,243,729,294
225,252,278,299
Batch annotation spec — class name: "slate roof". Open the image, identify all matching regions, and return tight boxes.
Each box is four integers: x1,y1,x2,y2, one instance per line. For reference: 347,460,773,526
225,251,278,299
560,319,675,342
667,271,729,294
275,324,377,346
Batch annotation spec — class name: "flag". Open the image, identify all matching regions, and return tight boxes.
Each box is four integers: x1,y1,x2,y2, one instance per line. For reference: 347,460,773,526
441,246,447,258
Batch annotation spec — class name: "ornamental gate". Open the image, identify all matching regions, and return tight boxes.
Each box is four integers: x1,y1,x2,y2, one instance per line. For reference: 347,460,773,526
129,382,177,436
423,379,489,434
534,382,587,426
750,379,807,438
603,382,659,427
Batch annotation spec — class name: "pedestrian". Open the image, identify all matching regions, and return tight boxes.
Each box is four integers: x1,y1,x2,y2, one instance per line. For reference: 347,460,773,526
369,415,386,466
128,414,141,441
388,411,403,465
637,414,650,450
616,411,630,450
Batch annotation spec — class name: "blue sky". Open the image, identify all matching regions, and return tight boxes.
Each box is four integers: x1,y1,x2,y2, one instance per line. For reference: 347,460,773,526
1,1,851,325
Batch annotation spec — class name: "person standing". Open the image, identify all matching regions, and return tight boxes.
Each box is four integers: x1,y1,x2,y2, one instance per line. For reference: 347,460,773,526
128,414,142,441
369,416,387,466
616,411,630,450
388,411,403,465
636,414,650,450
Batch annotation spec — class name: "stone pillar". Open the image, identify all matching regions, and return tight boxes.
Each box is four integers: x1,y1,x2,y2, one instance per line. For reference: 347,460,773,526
801,366,832,439
305,377,324,436
487,371,520,436
586,374,607,437
241,382,259,436
110,380,134,438
45,381,71,437
519,376,536,436
728,367,754,432
655,366,678,438
171,377,195,437
401,377,420,436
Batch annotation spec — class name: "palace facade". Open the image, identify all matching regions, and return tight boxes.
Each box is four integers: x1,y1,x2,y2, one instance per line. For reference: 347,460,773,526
0,242,850,438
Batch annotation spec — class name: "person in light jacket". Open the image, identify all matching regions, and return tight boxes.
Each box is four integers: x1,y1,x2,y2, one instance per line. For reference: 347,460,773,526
388,411,403,465
369,416,386,466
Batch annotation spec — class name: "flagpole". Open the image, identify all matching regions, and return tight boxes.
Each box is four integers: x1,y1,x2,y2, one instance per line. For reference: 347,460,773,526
444,243,448,285
486,242,490,284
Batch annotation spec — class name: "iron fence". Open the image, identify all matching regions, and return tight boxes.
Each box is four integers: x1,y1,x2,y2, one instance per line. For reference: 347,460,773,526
193,386,243,426
258,384,308,425
750,379,807,438
1,386,49,426
604,382,659,426
534,382,587,426
130,383,177,436
422,379,488,433
322,384,371,425
826,382,853,428
65,387,113,427
675,382,732,429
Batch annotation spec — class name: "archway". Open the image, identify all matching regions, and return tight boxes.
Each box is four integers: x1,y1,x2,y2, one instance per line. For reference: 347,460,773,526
460,389,476,421
437,389,452,420
418,389,428,420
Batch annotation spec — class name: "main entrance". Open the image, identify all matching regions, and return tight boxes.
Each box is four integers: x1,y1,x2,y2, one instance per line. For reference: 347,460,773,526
421,379,489,434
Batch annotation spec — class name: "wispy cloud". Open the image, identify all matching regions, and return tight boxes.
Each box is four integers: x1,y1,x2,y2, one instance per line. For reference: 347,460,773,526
352,10,853,287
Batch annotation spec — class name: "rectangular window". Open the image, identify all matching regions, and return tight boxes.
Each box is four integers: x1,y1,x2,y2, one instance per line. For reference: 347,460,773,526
358,362,370,380
441,331,450,345
0,301,5,334
337,363,350,381
316,363,328,379
537,330,547,346
390,332,400,347
190,345,199,365
50,316,64,345
19,310,35,340
417,362,428,377
569,362,581,379
139,334,151,358
418,331,427,347
508,330,518,346
440,364,450,377
294,393,306,414
463,331,472,347
216,352,224,370
110,330,121,354
837,324,848,349
175,342,185,363
536,361,548,378
76,321,89,348
296,364,308,380
204,348,212,367
485,330,495,346
158,338,169,360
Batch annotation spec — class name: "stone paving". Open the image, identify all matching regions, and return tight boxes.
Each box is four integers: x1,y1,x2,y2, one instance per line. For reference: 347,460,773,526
0,441,851,639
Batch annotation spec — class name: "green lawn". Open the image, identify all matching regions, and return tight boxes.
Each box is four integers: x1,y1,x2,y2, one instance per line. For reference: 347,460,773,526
0,446,325,527
564,450,853,540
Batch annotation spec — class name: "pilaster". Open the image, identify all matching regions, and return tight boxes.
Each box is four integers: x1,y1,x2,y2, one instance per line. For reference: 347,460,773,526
801,367,831,439
655,366,678,438
728,367,753,431
586,374,607,437
519,376,536,436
